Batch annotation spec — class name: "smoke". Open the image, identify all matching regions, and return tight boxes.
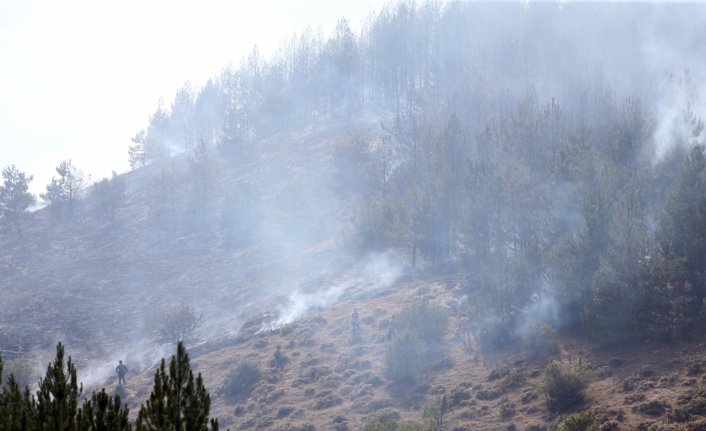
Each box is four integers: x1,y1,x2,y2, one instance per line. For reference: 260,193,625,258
514,284,562,339
77,341,171,391
29,337,172,393
9,0,706,398
651,71,706,163
262,251,405,330
631,3,706,163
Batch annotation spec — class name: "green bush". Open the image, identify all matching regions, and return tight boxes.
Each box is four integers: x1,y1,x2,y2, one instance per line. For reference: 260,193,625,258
396,300,448,345
384,331,424,387
558,410,598,431
153,303,202,346
538,360,591,412
222,361,261,399
364,409,400,431
383,300,449,388
422,395,449,429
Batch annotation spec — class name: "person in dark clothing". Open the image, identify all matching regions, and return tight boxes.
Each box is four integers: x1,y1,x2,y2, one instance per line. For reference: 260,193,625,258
272,345,286,370
459,314,473,353
116,360,128,385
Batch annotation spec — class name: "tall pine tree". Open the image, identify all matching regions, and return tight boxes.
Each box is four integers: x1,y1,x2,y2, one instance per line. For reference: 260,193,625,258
0,164,35,237
0,358,36,431
136,342,218,431
34,342,82,431
77,389,131,431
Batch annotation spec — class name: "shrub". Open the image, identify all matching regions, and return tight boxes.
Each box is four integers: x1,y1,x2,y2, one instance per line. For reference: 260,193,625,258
154,303,202,346
222,361,261,399
276,405,295,418
498,397,515,420
558,410,598,431
364,409,400,431
422,395,449,429
475,387,502,401
396,300,448,345
384,300,449,387
633,399,670,417
312,390,343,410
538,361,591,412
448,387,471,408
385,331,424,387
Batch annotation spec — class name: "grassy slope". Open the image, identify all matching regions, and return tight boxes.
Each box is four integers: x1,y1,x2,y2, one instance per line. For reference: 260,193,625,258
105,272,706,430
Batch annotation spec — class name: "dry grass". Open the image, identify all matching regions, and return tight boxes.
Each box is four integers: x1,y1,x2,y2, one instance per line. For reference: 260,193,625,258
85,274,706,431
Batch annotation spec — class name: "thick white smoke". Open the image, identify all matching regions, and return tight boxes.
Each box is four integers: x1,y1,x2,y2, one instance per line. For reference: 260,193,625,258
262,251,405,330
651,71,705,163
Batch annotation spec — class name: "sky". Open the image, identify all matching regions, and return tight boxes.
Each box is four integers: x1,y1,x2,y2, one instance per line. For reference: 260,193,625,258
0,0,386,195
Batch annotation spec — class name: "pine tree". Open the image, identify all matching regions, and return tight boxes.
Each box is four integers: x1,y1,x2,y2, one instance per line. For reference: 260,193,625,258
136,342,219,431
1,345,132,431
0,164,35,237
77,389,131,431
0,371,36,431
662,144,706,282
128,130,148,169
40,160,88,218
34,342,82,431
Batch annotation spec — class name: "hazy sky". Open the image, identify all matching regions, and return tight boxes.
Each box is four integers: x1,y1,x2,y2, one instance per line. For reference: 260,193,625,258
0,0,386,195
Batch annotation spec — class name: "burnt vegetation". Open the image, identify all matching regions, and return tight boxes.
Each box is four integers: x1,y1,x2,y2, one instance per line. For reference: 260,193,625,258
1,1,706,430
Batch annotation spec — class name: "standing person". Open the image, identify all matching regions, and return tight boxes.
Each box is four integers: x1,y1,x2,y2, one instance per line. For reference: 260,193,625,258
459,314,473,353
116,360,128,385
272,345,286,370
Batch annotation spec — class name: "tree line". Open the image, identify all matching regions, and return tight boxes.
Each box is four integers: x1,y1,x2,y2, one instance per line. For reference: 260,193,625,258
0,342,221,431
0,159,127,236
352,79,706,345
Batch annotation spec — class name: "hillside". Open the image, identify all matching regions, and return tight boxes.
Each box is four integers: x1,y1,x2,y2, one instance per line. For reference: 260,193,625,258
97,273,706,431
0,115,382,369
4,115,706,430
2,2,706,430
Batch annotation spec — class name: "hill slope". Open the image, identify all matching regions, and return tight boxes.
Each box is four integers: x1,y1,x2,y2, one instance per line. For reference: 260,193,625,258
3,3,706,429
3,116,706,431
0,115,381,370
100,272,706,431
